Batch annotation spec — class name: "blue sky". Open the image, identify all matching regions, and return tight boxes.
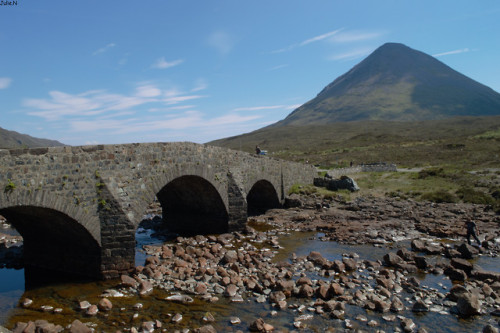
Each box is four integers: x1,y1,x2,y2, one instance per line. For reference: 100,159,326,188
1,1,499,146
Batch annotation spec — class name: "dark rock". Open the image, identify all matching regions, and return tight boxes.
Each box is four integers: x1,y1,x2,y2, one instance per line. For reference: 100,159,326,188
444,267,467,281
307,251,327,267
390,297,405,312
483,324,499,333
414,256,428,270
249,318,274,332
401,318,416,333
412,299,429,312
397,248,414,261
411,239,426,252
471,269,500,282
384,252,403,266
451,258,474,275
456,293,482,317
342,258,357,271
457,243,478,259
447,284,468,302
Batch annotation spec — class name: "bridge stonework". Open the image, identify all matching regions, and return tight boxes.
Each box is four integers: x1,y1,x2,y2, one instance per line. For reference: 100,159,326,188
0,142,316,279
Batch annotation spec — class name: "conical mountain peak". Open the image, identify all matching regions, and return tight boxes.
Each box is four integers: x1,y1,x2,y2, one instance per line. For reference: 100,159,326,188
273,43,500,126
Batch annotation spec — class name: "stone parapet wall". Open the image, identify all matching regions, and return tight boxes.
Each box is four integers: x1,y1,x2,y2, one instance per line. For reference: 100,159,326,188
0,142,316,278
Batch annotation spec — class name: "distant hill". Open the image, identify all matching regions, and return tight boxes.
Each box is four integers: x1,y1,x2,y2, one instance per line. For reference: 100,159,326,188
271,42,500,126
0,127,66,149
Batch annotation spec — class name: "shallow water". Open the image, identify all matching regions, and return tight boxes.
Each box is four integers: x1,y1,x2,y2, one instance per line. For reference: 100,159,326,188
0,225,499,332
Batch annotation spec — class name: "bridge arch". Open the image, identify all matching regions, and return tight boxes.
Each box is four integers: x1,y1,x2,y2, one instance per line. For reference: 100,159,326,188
247,179,282,216
0,205,101,280
156,175,229,235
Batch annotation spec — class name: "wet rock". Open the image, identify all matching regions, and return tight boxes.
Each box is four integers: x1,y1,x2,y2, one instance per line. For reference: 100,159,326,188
120,274,138,288
86,305,98,316
451,257,474,275
224,284,238,297
483,324,499,333
411,239,427,252
457,243,478,259
444,267,467,281
471,269,500,282
412,299,429,312
297,284,315,298
384,252,403,266
20,298,33,308
141,321,155,333
269,291,286,304
194,325,217,333
222,250,238,264
69,320,92,333
171,313,183,323
78,300,91,311
138,280,153,295
373,298,390,313
249,318,274,332
447,285,468,302
342,257,357,271
414,256,428,270
456,292,482,317
98,298,112,311
307,251,327,267
165,294,194,304
328,283,344,296
401,317,417,333
390,297,405,312
397,248,414,262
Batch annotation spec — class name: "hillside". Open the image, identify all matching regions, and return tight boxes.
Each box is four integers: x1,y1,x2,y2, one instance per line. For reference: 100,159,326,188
0,127,65,149
209,116,500,169
271,43,500,126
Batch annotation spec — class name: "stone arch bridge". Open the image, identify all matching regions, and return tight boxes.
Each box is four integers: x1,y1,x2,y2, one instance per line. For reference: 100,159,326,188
0,142,316,279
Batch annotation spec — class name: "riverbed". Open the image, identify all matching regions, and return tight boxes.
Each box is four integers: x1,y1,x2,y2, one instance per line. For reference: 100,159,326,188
1,220,499,332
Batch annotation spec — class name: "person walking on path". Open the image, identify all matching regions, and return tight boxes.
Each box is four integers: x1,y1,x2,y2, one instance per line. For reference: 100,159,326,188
465,218,481,247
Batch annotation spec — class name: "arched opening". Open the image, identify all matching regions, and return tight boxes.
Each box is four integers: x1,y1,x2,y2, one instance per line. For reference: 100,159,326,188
247,180,281,216
157,175,229,235
0,206,101,288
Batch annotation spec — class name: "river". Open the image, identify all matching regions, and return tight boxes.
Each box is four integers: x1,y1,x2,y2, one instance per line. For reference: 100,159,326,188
0,222,499,332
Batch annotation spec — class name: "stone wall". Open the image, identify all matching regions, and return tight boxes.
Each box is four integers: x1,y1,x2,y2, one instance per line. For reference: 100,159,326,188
0,142,316,278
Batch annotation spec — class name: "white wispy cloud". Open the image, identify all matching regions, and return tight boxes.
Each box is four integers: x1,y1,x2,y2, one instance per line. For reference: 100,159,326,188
300,29,344,46
151,57,184,69
191,78,208,92
271,28,343,53
269,64,289,71
0,77,12,89
23,84,206,121
433,48,470,57
207,30,235,55
92,43,116,56
135,85,162,98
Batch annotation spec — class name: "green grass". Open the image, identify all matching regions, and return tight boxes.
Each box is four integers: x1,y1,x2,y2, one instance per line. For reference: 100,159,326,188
209,116,500,170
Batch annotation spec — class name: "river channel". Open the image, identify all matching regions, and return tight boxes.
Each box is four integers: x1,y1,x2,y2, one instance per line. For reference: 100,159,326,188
0,220,499,332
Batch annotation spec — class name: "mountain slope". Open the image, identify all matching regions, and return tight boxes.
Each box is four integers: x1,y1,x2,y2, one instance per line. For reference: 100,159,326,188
0,127,66,148
271,43,500,126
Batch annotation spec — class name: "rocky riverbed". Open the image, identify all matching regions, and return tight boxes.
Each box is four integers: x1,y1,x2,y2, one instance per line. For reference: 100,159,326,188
3,195,500,333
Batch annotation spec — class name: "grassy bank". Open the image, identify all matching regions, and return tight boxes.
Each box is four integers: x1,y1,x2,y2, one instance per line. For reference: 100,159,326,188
291,167,500,213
